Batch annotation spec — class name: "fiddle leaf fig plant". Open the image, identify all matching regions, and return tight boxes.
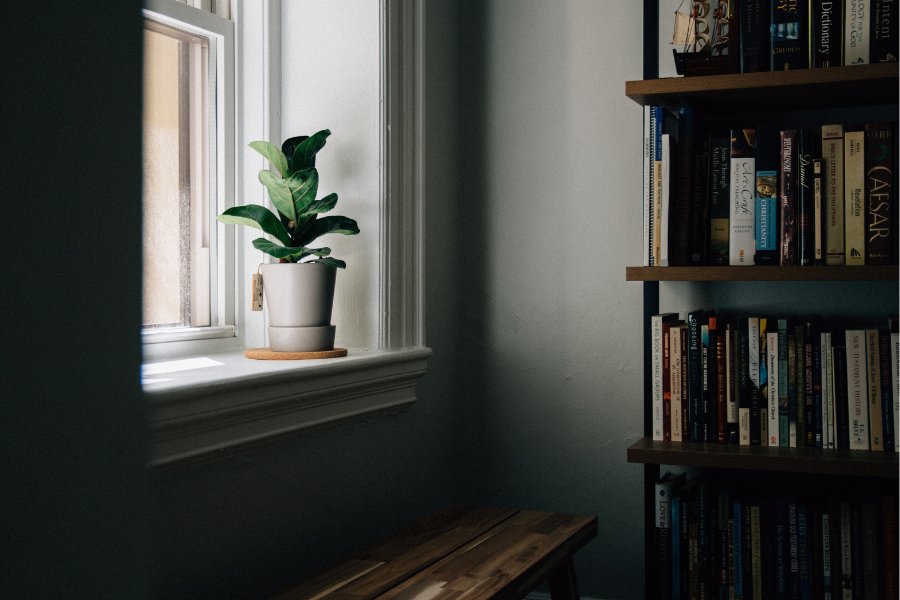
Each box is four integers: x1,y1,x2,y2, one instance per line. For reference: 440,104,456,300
218,129,359,268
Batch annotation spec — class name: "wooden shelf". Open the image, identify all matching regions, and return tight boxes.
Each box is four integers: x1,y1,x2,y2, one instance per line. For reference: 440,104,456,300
625,265,899,282
627,437,899,479
625,63,898,111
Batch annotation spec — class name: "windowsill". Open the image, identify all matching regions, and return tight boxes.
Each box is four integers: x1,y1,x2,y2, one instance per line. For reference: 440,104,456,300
145,347,432,471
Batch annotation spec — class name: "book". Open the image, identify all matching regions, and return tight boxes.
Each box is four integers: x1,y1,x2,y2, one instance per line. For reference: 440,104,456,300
803,323,815,447
653,108,666,266
669,111,695,267
844,128,866,265
715,320,727,444
688,137,712,265
778,318,791,447
730,128,757,266
883,496,899,600
780,129,799,266
737,317,751,446
653,313,680,441
702,315,718,442
878,330,895,451
865,329,884,450
726,321,739,444
813,158,825,264
749,317,762,445
893,331,899,452
772,0,809,69
864,122,894,265
671,323,686,443
688,310,706,443
767,330,780,446
663,318,676,441
759,317,770,447
644,105,652,267
661,133,673,267
789,327,799,447
755,125,780,265
656,471,686,600
708,134,731,265
822,124,846,265
833,344,851,449
846,329,870,450
671,493,683,600
845,0,871,64
812,0,844,67
797,129,816,266
822,331,836,449
681,325,691,442
813,332,824,447
741,0,771,73
840,502,853,600
871,0,899,62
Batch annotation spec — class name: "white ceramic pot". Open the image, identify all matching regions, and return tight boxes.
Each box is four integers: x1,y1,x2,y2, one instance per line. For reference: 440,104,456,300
260,262,337,351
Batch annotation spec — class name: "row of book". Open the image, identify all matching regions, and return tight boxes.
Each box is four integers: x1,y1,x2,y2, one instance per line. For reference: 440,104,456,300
651,311,900,451
655,472,898,600
671,0,899,74
642,107,896,267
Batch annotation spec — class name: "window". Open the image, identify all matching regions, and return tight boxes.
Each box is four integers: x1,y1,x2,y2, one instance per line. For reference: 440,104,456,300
142,0,234,347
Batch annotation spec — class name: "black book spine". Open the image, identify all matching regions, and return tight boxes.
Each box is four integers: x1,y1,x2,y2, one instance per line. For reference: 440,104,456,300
741,0,771,73
771,0,809,70
687,137,711,265
797,129,816,266
755,126,780,265
832,344,850,449
879,330,895,452
812,333,823,448
688,310,704,442
804,325,815,448
811,0,843,67
871,0,900,63
708,135,731,265
780,130,799,266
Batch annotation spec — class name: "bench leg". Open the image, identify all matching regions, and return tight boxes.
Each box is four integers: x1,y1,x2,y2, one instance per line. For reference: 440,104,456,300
548,556,580,600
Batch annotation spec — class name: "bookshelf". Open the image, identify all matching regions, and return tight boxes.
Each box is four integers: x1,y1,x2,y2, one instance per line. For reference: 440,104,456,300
627,4,899,598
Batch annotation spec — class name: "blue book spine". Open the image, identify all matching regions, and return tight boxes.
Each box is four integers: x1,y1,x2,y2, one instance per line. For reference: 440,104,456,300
672,495,682,600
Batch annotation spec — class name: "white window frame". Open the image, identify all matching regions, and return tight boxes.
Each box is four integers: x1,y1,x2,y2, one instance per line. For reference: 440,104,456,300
141,0,237,349
145,0,430,470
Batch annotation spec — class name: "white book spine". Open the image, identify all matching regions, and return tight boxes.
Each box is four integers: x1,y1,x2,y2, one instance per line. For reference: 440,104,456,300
844,130,866,265
846,329,870,450
844,0,871,65
767,332,780,446
671,325,683,442
729,155,756,265
865,329,884,450
652,315,664,441
823,332,835,449
822,124,845,265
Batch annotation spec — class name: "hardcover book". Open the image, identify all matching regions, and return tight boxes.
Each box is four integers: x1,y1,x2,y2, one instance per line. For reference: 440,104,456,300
780,129,799,266
755,125,780,265
879,330,896,452
822,124,846,265
767,330,780,446
864,122,894,265
871,0,899,62
730,129,757,266
688,137,711,265
797,129,816,266
653,313,680,441
741,0,771,72
749,316,762,445
812,0,844,67
844,128,866,265
772,0,809,69
865,329,884,450
708,134,731,265
688,310,705,443
778,318,790,447
844,0,871,64
845,329,870,450
812,158,825,264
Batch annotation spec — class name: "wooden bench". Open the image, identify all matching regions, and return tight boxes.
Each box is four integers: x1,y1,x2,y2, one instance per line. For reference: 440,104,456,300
269,506,598,600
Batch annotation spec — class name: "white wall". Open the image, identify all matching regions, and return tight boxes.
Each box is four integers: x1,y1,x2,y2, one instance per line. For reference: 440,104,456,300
281,0,381,350
457,2,648,597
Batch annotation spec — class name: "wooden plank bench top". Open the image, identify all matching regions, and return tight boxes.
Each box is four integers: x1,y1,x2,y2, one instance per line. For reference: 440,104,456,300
269,506,598,600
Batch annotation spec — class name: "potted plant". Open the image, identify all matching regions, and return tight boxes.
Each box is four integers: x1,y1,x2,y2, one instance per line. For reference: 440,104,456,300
218,129,359,352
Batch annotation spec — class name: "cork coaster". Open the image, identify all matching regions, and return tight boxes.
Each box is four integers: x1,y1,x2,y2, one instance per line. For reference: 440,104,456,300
244,347,348,360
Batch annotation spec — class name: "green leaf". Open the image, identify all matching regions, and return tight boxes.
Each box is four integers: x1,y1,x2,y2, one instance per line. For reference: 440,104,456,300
286,168,319,214
249,141,289,177
251,238,308,262
291,129,331,172
258,170,295,222
311,257,347,269
281,136,307,173
218,204,291,246
304,192,338,216
296,215,360,246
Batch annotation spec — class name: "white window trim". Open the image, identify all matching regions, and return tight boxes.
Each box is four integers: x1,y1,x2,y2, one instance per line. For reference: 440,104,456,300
142,0,237,347
145,0,429,470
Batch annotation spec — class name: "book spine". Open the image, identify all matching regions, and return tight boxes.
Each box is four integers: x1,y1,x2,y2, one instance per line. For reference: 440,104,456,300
656,473,677,600
670,114,695,267
798,504,811,600
864,122,894,265
709,135,732,265
704,316,719,443
788,502,800,599
880,330,896,452
871,0,899,62
741,0,770,73
755,125,780,265
865,329,884,450
738,317,751,446
759,318,770,447
672,324,685,443
644,105,652,267
845,0,872,64
812,0,845,67
775,502,788,600
780,130,799,265
823,332,836,449
672,494,682,600
844,128,866,265
893,332,899,452
772,0,810,69
653,313,678,441
730,129,757,265
661,133,673,267
727,322,739,444
768,331,780,446
840,502,853,600
749,317,762,445
833,344,851,449
861,502,880,600
682,326,691,442
778,319,790,446
846,329,870,449
664,321,673,442
653,109,665,267
789,329,799,447
734,500,745,600
689,311,705,443
716,320,728,444
804,324,814,447
822,124,846,265
821,510,833,599
688,137,711,265
702,320,712,444
883,496,899,600
814,334,824,447
813,158,825,264
751,504,763,600
797,129,816,266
